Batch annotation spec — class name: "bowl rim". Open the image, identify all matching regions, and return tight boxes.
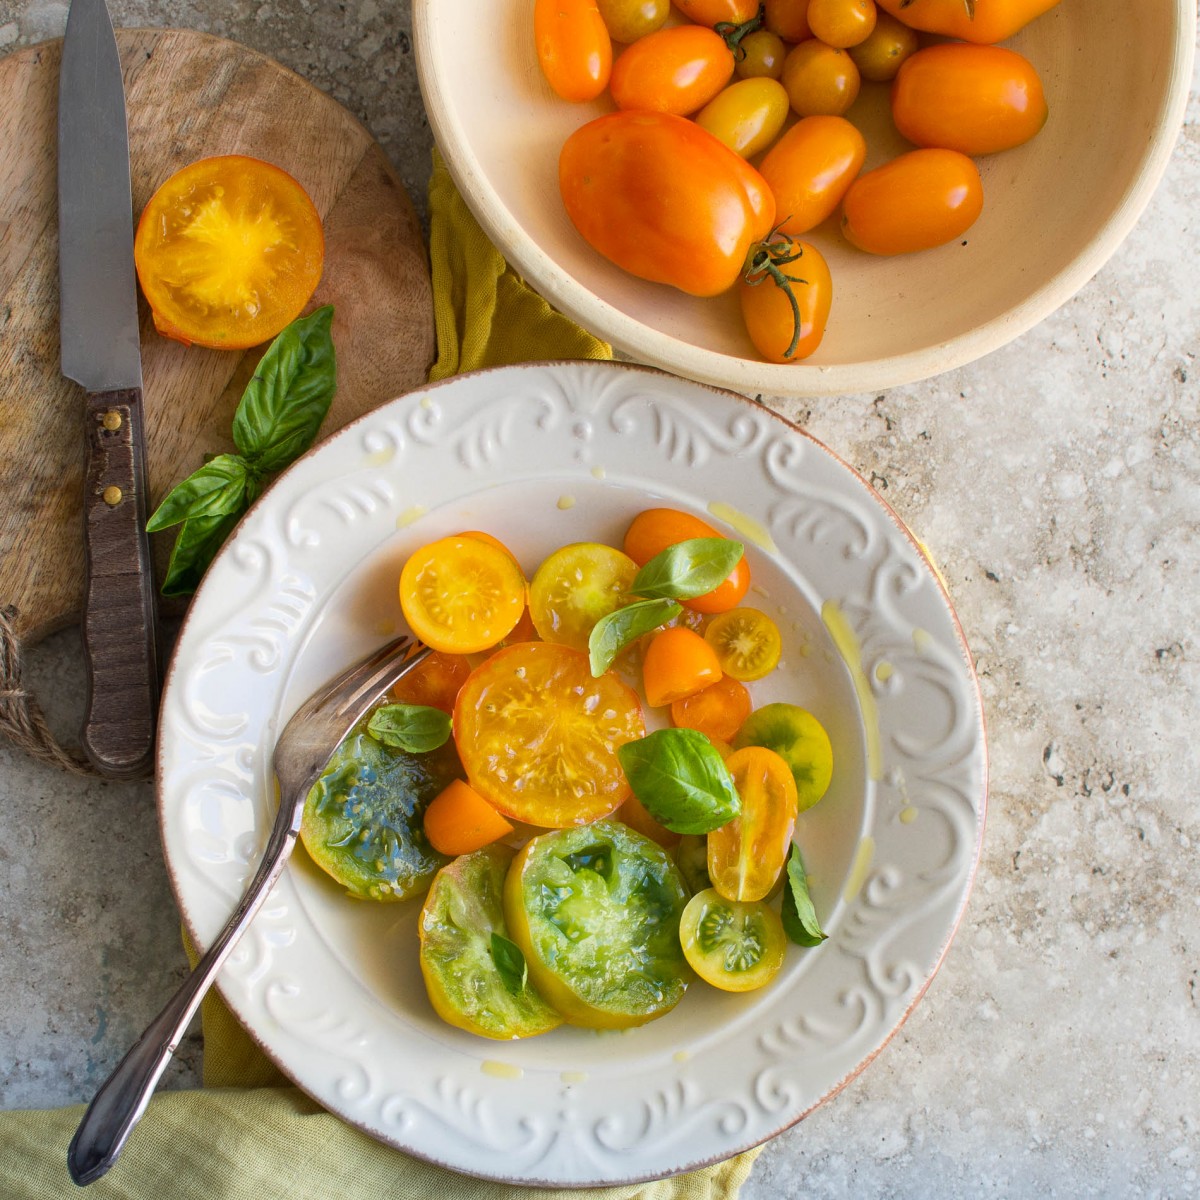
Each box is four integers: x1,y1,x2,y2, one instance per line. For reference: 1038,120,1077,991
413,1,1196,398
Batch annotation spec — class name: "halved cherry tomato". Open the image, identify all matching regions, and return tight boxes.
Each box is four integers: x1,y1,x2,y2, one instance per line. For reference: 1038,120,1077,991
598,0,670,42
846,9,918,81
708,745,798,901
781,38,861,117
733,702,833,810
764,0,812,42
735,29,787,80
642,626,723,707
423,778,515,856
695,78,791,159
623,507,751,613
891,44,1048,157
704,607,782,680
679,888,787,992
529,541,637,652
841,148,983,255
673,0,760,24
670,674,752,742
534,0,613,102
560,112,775,297
609,25,734,115
399,535,527,654
806,0,877,48
390,650,471,714
133,155,324,350
740,234,832,363
875,0,1061,44
454,642,645,827
759,115,866,236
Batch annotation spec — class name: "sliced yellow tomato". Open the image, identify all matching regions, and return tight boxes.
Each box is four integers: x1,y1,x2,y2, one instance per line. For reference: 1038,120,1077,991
528,541,637,652
679,888,787,992
704,607,782,681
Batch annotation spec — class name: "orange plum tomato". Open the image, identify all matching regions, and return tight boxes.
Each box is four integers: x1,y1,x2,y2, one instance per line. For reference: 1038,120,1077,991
708,745,799,901
696,78,791,159
846,9,918,81
841,147,983,255
672,0,761,24
559,111,774,297
781,38,861,117
670,674,752,743
399,535,526,654
534,0,613,102
806,0,877,48
597,0,670,42
890,43,1048,157
390,650,471,714
642,627,724,708
740,234,833,363
874,0,1061,44
764,0,812,42
758,114,866,236
622,507,751,613
133,155,324,350
735,29,788,80
453,642,645,827
609,24,734,116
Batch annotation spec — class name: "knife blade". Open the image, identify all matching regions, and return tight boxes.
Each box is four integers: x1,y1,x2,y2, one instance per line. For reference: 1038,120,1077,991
59,0,160,779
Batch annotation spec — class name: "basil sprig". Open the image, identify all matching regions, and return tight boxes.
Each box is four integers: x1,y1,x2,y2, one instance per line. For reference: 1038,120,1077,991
631,538,744,601
617,728,740,834
490,932,528,996
146,306,337,596
367,704,452,754
588,598,682,676
781,844,826,947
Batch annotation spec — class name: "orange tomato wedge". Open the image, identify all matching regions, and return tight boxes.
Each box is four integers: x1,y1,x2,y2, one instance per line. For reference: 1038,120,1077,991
642,627,723,707
423,779,515,857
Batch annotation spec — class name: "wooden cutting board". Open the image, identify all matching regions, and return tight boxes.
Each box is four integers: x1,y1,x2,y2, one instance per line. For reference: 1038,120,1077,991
0,29,434,646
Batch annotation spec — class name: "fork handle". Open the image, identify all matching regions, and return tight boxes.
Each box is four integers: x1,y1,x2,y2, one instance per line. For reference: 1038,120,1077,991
67,819,299,1186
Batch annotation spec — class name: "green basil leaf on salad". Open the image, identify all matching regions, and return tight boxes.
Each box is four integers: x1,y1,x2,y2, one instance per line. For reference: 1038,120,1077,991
490,932,528,996
145,453,249,532
617,728,740,835
631,538,744,601
367,704,453,754
588,597,682,676
781,844,826,947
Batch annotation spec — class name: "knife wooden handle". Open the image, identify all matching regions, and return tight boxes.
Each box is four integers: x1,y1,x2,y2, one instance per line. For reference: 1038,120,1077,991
81,388,161,779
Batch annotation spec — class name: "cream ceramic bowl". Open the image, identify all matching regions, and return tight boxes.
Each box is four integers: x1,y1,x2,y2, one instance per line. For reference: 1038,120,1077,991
413,1,1193,397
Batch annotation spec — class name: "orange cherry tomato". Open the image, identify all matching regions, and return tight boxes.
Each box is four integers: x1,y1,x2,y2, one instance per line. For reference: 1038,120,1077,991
841,148,983,255
133,155,324,350
623,508,751,614
617,792,682,848
391,650,472,714
609,25,734,115
891,44,1048,157
708,746,799,902
846,9,918,81
759,114,866,236
874,0,1061,44
781,38,861,117
764,0,812,42
399,535,527,654
740,235,832,362
423,779,515,857
642,627,723,707
672,0,760,24
695,78,791,159
535,0,613,102
670,674,752,742
454,642,645,827
559,111,775,297
806,0,877,48
735,29,788,80
598,0,671,43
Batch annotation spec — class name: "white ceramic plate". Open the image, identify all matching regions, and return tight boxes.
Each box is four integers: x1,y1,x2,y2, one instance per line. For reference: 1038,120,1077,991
159,361,987,1185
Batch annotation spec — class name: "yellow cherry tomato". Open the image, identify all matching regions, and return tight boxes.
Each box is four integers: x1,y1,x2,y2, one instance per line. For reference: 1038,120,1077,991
695,78,791,159
734,702,834,811
597,0,670,42
528,541,638,652
781,38,861,117
679,888,787,992
846,9,918,81
764,0,812,42
704,607,783,680
735,29,788,80
806,0,877,48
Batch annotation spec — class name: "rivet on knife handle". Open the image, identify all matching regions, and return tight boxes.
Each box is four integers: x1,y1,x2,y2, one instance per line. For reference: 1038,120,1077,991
81,388,160,778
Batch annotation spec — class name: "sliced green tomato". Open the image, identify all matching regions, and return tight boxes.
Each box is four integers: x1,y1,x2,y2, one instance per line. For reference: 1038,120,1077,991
679,888,787,993
528,541,639,652
300,723,459,901
733,702,834,812
503,820,692,1029
419,845,563,1040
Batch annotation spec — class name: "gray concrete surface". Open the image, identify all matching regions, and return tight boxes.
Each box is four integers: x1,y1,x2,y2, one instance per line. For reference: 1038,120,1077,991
1,2,1198,1197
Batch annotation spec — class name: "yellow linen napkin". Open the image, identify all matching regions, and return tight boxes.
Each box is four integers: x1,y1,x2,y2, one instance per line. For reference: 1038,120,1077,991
0,152,760,1199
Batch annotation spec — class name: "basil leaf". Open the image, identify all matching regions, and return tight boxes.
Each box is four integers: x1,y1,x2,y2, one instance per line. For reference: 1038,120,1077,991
232,305,337,473
631,538,744,601
490,932,528,996
588,597,682,676
617,728,740,835
367,704,452,753
781,844,826,947
159,508,244,598
146,454,249,532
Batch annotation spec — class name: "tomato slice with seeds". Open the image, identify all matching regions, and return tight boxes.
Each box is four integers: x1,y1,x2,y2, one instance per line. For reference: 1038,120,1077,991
528,542,638,652
704,607,782,680
453,642,645,827
679,888,787,992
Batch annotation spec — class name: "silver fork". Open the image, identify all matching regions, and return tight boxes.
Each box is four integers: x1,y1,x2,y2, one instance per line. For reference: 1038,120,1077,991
67,634,430,1186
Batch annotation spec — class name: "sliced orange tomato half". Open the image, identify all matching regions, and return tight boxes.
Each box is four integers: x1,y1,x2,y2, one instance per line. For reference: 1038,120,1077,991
670,674,752,742
642,627,723,707
133,155,324,349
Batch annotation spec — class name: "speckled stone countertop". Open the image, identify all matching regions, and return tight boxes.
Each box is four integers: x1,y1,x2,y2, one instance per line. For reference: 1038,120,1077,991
1,2,1197,1196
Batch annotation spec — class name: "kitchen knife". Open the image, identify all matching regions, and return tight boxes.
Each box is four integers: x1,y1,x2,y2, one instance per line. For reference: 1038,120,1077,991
59,0,160,779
